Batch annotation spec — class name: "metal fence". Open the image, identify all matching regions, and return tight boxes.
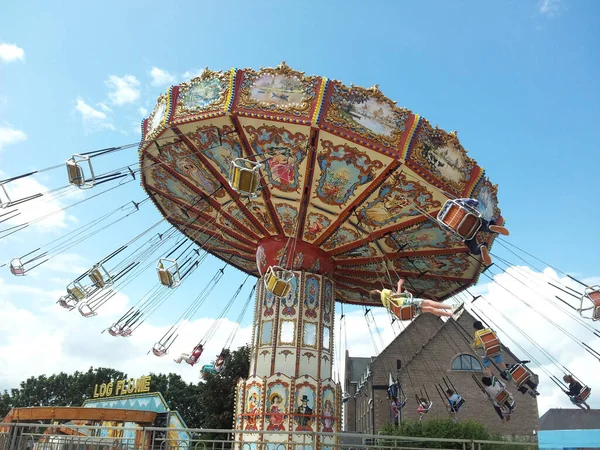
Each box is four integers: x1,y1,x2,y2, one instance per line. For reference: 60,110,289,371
0,423,538,450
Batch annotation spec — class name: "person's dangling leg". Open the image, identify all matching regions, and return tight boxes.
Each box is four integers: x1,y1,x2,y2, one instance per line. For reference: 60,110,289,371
465,237,492,266
422,305,453,317
422,299,452,310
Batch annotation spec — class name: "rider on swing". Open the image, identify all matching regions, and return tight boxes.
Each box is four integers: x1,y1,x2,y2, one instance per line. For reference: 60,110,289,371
369,279,454,320
441,198,509,266
174,343,203,366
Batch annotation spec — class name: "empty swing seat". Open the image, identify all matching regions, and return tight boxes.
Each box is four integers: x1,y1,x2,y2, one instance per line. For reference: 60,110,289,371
156,258,181,288
78,302,96,318
229,158,262,197
509,364,531,387
152,342,168,357
264,266,294,297
67,285,87,301
66,155,95,189
89,267,107,289
9,258,25,276
585,287,600,321
121,327,133,337
57,295,77,310
477,329,502,357
437,200,482,241
107,324,122,336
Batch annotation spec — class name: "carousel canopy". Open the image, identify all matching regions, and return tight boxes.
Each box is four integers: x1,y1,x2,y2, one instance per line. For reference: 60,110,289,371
139,62,503,307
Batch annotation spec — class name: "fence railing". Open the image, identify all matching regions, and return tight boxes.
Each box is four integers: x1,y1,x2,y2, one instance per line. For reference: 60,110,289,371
0,423,538,450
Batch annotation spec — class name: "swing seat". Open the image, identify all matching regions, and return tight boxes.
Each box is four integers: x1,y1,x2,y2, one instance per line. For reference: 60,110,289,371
156,258,181,288
451,396,465,412
107,324,122,336
57,295,77,310
494,390,513,407
0,184,11,209
417,401,433,414
77,302,96,318
581,287,600,321
437,200,482,241
478,329,501,357
509,364,531,387
264,266,294,297
9,258,25,276
573,386,591,403
152,342,169,357
121,327,133,337
201,364,217,377
66,155,95,189
229,158,262,197
399,305,416,321
67,285,87,301
89,265,111,289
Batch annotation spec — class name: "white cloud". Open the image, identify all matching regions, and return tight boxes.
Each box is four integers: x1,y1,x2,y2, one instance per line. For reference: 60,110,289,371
182,68,204,81
538,0,563,17
106,75,141,106
75,97,116,133
0,43,25,63
0,125,27,151
150,67,175,87
340,266,600,416
0,275,252,391
0,176,75,232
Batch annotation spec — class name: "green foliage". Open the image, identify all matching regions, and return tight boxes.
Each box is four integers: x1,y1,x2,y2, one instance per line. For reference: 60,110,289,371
145,372,203,428
197,345,250,436
1,367,127,418
379,418,492,448
0,345,251,433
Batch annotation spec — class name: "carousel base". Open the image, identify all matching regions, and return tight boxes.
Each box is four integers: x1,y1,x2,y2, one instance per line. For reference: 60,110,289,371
234,374,341,450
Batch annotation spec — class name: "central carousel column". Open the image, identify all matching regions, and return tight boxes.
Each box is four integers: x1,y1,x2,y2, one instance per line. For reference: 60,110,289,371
234,237,341,450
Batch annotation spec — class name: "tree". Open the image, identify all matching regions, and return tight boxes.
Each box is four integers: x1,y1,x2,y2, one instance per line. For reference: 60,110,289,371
197,345,250,433
3,367,127,417
145,372,203,428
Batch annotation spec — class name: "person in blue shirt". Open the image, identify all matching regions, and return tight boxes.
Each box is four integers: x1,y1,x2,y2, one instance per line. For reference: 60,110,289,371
445,389,463,423
440,198,509,266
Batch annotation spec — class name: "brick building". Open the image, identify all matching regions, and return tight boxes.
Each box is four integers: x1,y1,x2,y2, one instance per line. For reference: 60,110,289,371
344,310,539,438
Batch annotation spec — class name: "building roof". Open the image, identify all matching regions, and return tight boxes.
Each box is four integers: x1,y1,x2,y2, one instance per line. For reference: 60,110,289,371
347,355,372,383
539,408,600,430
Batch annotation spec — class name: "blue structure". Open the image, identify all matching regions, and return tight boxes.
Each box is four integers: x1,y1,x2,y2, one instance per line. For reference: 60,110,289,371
83,392,191,448
539,408,600,449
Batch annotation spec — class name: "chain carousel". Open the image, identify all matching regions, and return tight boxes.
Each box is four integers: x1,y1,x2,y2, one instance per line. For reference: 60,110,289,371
138,62,504,450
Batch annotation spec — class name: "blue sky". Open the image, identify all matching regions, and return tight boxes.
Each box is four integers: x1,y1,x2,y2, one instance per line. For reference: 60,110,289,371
1,0,599,416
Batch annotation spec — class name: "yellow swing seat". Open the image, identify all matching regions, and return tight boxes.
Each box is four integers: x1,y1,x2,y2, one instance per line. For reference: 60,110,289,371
229,158,262,197
264,266,294,298
66,154,96,189
156,258,181,288
67,284,87,301
89,265,111,289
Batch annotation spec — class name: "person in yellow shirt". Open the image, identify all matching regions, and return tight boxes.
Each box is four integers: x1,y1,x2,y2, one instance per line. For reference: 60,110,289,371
369,279,454,320
472,321,504,376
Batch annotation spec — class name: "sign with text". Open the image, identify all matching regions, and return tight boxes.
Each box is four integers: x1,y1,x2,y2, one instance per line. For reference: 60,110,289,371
92,376,151,398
